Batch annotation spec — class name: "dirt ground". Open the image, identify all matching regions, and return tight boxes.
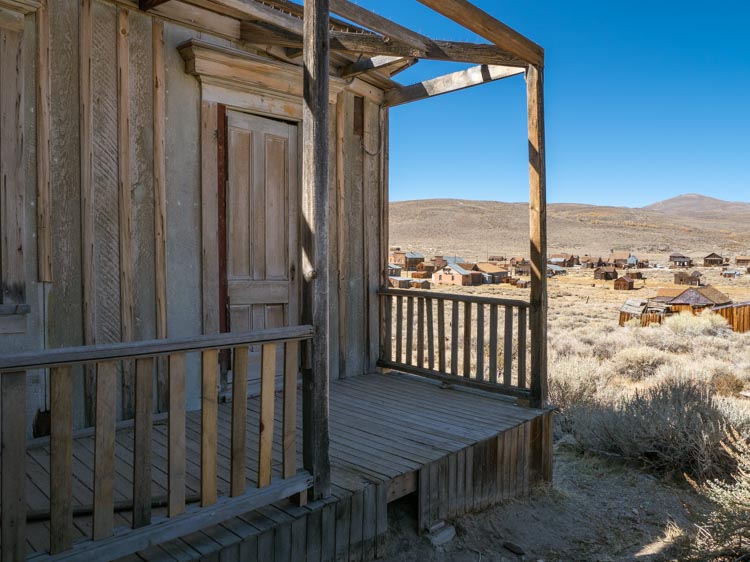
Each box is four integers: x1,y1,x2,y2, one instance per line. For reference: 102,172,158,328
382,447,699,562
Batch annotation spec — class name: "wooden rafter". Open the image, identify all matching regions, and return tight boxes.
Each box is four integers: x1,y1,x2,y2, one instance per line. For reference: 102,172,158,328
340,55,413,79
417,0,543,66
384,64,524,107
329,0,430,52
139,0,171,10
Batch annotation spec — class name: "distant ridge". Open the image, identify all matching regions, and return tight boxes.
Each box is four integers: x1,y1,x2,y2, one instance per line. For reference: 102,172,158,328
642,193,750,216
390,196,750,259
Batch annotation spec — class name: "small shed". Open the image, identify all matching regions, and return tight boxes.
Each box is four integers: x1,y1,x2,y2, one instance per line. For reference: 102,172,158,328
410,279,431,290
549,253,578,267
387,263,403,277
668,285,732,311
619,299,670,327
579,255,605,269
669,253,693,268
594,266,617,280
476,262,510,283
514,263,532,276
674,271,702,286
614,276,635,291
736,256,750,267
515,279,531,288
722,269,743,279
388,276,412,289
704,253,724,267
627,271,644,280
547,264,567,277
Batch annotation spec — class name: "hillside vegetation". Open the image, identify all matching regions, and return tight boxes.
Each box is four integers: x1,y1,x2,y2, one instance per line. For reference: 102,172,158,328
389,194,750,260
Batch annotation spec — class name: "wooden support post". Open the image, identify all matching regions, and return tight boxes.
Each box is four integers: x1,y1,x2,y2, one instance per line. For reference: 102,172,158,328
36,0,52,282
302,0,332,501
1,372,26,562
50,367,73,553
527,64,548,408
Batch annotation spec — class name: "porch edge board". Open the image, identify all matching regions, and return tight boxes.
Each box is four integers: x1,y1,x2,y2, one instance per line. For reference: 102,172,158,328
28,472,313,562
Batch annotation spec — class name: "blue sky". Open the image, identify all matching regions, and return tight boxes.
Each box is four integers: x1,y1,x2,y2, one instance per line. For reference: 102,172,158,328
352,1,750,207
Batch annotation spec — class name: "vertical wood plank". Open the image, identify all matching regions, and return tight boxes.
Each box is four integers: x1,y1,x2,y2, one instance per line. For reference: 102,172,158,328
283,341,298,479
168,353,186,516
489,304,498,383
503,306,513,386
230,346,249,497
375,483,388,558
50,367,73,553
302,0,332,501
437,299,446,373
395,295,403,362
462,301,472,378
258,343,277,488
456,448,465,514
475,303,484,380
426,297,434,370
1,371,26,561
93,361,116,540
133,357,154,528
405,297,414,365
200,99,220,335
383,295,392,362
527,64,548,408
416,297,425,367
36,0,53,282
418,466,429,532
517,307,527,388
201,349,218,506
450,301,459,376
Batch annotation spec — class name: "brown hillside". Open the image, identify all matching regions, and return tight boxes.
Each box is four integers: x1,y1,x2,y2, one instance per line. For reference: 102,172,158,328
389,198,750,261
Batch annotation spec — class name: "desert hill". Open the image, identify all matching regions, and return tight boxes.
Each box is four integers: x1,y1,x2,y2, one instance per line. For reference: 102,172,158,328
389,196,750,261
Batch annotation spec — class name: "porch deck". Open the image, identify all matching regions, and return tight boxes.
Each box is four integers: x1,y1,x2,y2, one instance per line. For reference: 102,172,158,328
23,372,549,561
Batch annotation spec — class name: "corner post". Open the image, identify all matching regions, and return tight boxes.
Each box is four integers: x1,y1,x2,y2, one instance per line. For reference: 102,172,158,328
302,0,332,500
526,64,548,409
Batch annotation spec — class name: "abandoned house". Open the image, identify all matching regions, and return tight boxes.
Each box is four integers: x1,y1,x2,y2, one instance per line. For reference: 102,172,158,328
594,266,618,281
703,252,725,267
0,1,552,561
736,256,750,267
476,262,510,283
548,253,578,267
432,262,483,286
674,271,702,286
579,255,604,269
614,276,635,291
668,253,693,268
667,286,732,313
389,251,425,271
607,252,631,269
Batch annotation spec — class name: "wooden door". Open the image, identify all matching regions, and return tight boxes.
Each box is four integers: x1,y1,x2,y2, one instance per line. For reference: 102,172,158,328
225,111,299,336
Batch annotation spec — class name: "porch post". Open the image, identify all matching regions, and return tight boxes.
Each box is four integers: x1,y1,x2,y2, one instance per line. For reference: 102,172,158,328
526,64,548,409
302,0,332,499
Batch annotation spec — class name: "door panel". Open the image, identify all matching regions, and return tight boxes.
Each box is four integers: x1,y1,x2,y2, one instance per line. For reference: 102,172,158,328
225,111,299,339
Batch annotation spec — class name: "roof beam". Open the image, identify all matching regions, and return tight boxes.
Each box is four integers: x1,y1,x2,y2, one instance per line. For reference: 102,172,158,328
340,55,414,79
329,0,430,52
184,0,304,35
139,0,171,9
384,64,524,107
417,0,543,65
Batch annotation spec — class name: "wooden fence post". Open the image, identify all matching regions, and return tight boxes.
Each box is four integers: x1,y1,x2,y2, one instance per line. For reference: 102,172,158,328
527,63,548,409
302,0,332,500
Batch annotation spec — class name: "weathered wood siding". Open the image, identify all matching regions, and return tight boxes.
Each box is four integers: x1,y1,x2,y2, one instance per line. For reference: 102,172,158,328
3,2,387,433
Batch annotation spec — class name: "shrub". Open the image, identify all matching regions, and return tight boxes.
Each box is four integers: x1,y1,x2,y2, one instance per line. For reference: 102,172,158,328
612,346,671,380
689,427,750,560
711,371,745,396
663,311,730,337
569,378,735,480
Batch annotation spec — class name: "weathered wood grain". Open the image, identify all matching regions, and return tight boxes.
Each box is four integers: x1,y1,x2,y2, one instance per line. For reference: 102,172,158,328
1,371,26,561
168,352,186,517
93,361,117,540
50,366,73,553
36,0,52,282
201,349,219,505
258,343,276,488
231,346,248,496
133,358,154,527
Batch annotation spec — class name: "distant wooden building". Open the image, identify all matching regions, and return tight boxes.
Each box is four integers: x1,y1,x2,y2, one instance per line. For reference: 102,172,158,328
627,271,644,280
515,279,531,288
668,286,731,312
432,263,482,287
614,276,635,291
487,255,505,263
514,263,532,276
704,253,725,267
736,256,750,267
669,253,693,268
388,277,412,289
390,251,425,271
619,299,670,327
594,266,618,280
722,270,743,279
674,271,702,286
580,255,605,269
476,262,510,283
410,279,431,289
549,253,579,267
415,262,436,275
607,252,631,269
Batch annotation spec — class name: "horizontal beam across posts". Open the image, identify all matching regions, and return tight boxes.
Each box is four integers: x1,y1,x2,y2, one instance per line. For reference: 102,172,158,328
138,0,170,10
340,55,413,79
28,472,313,562
0,325,314,371
377,360,531,401
417,0,544,66
385,64,525,107
380,288,530,310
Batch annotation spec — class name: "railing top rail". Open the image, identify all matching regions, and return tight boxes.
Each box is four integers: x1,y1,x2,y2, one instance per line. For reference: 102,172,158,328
0,325,314,372
380,288,531,309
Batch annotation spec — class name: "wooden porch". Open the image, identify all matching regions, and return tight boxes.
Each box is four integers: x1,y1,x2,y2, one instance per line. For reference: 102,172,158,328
21,372,551,561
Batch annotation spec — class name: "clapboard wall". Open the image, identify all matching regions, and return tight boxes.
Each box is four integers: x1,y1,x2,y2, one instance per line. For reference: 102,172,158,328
2,1,387,434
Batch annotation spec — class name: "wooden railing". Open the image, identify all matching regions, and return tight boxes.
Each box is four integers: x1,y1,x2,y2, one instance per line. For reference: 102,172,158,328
0,326,314,561
379,289,532,400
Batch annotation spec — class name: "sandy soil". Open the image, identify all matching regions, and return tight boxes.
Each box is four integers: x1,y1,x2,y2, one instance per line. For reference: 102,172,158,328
382,447,699,562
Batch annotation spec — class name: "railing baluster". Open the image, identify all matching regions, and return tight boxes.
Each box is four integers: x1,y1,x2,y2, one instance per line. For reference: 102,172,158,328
489,305,498,384
426,297,435,370
201,350,218,506
93,361,117,540
517,307,527,388
384,295,393,362
396,295,403,362
406,297,415,365
231,346,249,497
283,341,299,480
437,300,446,372
168,353,186,516
50,366,73,554
417,297,425,367
1,371,26,561
133,358,154,528
476,304,485,381
463,302,472,378
450,301,459,375
503,306,514,386
258,343,277,488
